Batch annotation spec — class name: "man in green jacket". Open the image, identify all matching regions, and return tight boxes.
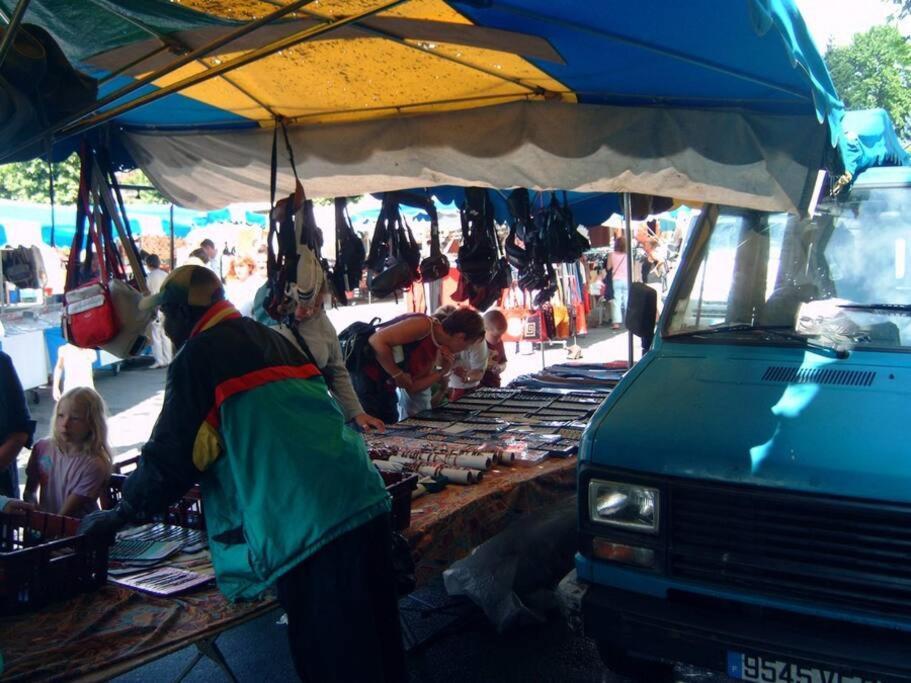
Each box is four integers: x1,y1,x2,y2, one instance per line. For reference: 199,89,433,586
80,265,405,682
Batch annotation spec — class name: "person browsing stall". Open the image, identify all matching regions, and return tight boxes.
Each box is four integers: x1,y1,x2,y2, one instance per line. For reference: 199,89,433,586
25,387,112,518
0,350,36,500
447,315,489,402
354,308,485,424
78,265,404,682
479,309,509,388
275,248,385,433
145,253,173,369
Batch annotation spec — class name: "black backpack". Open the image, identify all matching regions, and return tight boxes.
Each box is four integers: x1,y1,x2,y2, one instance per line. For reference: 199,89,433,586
457,187,499,286
2,246,39,288
337,317,382,373
369,197,420,298
331,197,366,298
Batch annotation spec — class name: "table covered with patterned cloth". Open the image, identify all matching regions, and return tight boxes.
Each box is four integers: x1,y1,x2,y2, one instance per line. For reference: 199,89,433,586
0,457,575,680
0,585,273,681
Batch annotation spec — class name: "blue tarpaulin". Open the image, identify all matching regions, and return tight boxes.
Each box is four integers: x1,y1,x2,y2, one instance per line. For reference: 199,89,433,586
838,109,911,181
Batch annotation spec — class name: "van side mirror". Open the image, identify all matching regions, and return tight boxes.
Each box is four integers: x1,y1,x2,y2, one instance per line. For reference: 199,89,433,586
626,283,657,338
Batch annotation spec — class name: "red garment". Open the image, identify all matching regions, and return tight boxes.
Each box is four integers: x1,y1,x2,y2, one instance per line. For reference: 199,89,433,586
480,338,506,388
363,315,438,386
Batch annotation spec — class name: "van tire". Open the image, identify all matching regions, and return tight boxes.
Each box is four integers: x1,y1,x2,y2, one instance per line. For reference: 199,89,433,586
596,641,674,682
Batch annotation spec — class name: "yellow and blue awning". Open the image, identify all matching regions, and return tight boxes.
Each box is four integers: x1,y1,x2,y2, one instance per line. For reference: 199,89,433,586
1,0,843,213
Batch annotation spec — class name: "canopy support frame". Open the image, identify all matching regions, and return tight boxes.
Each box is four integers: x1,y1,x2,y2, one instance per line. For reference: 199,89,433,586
85,0,283,120
0,0,33,72
0,0,327,163
292,3,552,98
53,0,412,144
623,192,634,368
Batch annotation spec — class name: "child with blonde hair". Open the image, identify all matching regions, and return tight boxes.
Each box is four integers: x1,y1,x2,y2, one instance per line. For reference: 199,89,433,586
25,387,112,518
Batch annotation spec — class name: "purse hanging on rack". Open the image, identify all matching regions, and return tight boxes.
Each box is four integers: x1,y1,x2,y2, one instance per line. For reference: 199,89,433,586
501,285,527,343
63,148,120,349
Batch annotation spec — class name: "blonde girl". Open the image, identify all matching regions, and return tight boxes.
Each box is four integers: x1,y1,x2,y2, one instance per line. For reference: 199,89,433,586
25,387,112,518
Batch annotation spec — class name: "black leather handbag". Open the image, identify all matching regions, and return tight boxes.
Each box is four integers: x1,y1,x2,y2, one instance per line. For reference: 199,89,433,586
419,200,450,282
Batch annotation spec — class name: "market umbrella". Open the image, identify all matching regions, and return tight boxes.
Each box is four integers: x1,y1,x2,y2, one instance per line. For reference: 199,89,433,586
1,0,841,214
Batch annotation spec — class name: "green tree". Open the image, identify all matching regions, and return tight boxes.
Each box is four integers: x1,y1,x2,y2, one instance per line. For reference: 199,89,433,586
0,153,82,204
825,24,911,140
0,153,168,204
891,0,910,18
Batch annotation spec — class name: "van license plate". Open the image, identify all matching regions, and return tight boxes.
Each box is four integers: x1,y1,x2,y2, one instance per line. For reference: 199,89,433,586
727,652,880,683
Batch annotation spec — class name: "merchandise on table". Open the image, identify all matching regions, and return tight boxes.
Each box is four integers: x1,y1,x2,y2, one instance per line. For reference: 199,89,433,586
365,387,607,494
109,566,213,596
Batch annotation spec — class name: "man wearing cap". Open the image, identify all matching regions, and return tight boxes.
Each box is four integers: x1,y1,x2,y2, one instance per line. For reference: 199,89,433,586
79,265,405,682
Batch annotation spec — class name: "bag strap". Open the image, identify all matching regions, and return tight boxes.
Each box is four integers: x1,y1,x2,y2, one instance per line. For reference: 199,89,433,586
96,150,147,292
66,145,91,291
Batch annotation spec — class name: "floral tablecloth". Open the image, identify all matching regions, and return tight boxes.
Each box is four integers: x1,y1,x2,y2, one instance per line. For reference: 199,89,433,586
0,585,272,681
0,457,576,680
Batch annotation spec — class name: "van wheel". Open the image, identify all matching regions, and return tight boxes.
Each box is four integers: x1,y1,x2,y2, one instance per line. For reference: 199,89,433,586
596,641,674,682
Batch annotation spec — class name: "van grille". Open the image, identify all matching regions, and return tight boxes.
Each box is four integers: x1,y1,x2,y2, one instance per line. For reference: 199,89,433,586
761,366,875,386
668,483,911,618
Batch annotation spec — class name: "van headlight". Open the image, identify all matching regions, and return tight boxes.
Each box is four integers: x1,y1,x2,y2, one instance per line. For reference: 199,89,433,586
588,480,659,534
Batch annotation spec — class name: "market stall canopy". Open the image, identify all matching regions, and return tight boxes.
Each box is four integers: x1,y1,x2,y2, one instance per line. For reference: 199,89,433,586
1,0,842,214
0,200,221,246
838,109,911,182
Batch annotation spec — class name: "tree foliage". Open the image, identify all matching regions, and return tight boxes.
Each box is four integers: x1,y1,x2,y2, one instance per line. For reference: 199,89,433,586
825,24,911,140
0,154,168,204
0,153,82,204
892,0,910,18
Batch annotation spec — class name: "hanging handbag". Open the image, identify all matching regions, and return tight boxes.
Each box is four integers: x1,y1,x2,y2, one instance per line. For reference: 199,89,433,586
541,302,557,339
419,197,450,282
370,197,419,298
332,197,366,294
501,286,527,343
63,154,118,348
523,309,545,342
264,125,305,321
457,187,499,286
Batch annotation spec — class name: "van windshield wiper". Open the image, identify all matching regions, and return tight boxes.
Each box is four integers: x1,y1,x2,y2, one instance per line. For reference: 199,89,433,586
838,303,911,315
667,324,850,359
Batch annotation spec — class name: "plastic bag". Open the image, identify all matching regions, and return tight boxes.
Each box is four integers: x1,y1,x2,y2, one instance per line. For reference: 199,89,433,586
442,496,576,633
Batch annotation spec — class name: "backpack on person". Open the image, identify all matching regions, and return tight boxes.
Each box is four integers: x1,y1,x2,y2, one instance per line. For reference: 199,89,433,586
337,317,383,372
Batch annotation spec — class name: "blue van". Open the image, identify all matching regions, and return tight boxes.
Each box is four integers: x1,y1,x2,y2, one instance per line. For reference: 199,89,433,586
561,163,911,682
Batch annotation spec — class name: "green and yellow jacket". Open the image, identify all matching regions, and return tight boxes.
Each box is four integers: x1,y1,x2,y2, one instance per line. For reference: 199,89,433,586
122,301,390,600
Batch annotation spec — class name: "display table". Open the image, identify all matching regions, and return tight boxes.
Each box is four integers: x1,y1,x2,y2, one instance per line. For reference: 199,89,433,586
0,458,575,681
0,584,273,681
404,457,576,586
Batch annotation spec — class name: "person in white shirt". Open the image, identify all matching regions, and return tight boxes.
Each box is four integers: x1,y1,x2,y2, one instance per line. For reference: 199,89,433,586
145,254,173,369
52,343,96,401
447,335,488,401
200,239,221,277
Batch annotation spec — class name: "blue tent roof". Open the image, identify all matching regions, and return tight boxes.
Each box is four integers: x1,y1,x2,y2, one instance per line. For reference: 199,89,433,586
6,0,843,214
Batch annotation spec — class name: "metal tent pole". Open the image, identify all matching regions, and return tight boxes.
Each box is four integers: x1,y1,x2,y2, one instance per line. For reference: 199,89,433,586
0,0,33,71
623,193,634,368
169,204,175,268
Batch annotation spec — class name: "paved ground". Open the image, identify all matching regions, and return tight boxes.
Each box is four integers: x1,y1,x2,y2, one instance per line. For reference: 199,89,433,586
16,299,730,682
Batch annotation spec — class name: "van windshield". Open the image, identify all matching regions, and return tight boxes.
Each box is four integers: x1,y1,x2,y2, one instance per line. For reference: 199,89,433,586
664,186,911,352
